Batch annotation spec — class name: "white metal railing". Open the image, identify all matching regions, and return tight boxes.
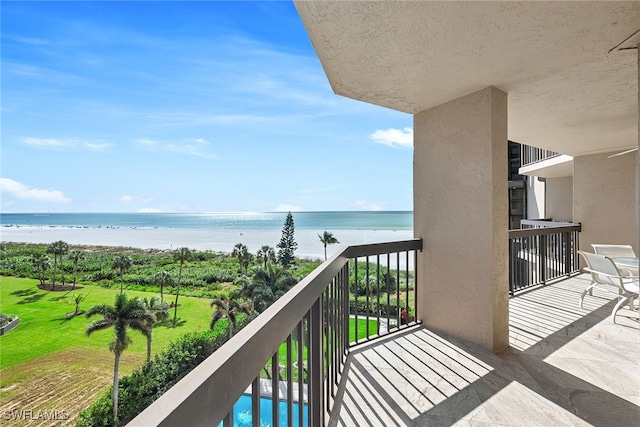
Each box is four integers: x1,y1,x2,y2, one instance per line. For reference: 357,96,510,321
520,145,561,167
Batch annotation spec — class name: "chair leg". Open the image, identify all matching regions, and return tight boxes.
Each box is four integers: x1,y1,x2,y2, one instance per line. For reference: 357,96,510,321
580,285,596,308
611,295,630,324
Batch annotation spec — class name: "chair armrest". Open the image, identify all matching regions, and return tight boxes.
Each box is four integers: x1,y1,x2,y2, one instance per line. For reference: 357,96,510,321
619,267,638,278
583,267,627,281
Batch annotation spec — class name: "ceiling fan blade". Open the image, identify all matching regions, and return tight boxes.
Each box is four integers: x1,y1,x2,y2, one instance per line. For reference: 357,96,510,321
608,148,638,158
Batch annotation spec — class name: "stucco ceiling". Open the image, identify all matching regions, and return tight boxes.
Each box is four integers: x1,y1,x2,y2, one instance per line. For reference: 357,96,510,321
295,1,639,157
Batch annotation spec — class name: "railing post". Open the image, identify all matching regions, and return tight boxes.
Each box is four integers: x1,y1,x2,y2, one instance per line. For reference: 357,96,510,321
540,233,547,285
343,263,350,355
575,224,581,270
509,239,515,296
251,377,260,426
309,298,324,427
563,231,571,275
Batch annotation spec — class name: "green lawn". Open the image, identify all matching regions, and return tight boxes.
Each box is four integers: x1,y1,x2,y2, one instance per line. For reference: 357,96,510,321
270,317,379,377
0,276,212,370
0,276,386,424
1,277,382,371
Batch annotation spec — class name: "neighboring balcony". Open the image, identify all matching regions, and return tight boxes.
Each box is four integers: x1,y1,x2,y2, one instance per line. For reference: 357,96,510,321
130,230,639,427
519,145,573,179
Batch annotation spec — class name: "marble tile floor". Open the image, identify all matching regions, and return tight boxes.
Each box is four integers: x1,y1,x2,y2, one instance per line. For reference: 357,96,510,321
331,274,639,426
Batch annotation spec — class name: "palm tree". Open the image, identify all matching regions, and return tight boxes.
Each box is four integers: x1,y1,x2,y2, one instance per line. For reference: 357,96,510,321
251,265,297,310
232,243,252,275
69,293,88,316
318,231,340,260
112,254,132,294
86,294,154,421
234,276,266,317
140,296,170,362
256,245,276,269
68,249,85,290
249,282,277,313
210,295,250,339
172,247,191,325
153,270,174,303
46,240,69,290
30,254,51,286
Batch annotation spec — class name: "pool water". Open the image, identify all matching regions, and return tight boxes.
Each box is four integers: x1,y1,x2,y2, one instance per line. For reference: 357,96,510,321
218,395,309,427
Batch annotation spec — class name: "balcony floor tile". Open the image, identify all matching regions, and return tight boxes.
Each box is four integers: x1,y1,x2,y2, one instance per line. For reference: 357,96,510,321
331,274,639,426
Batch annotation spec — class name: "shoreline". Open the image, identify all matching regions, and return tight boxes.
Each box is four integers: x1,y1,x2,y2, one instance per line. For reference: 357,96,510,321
0,225,414,260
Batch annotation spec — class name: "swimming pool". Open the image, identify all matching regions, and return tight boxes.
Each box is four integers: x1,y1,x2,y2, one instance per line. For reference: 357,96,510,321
217,394,309,427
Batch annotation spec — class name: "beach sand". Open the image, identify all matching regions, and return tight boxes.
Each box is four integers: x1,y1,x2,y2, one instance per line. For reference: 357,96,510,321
0,226,413,261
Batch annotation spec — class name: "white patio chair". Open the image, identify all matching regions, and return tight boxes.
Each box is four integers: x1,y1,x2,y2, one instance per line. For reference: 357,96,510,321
591,244,638,276
578,251,639,324
591,244,635,257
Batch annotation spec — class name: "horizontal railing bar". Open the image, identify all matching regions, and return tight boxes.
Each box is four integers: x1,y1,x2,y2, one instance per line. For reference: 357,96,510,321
520,219,574,228
129,239,421,427
343,238,422,258
509,224,581,239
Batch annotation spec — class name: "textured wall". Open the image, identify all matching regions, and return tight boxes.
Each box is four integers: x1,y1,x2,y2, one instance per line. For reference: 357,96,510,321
574,152,638,255
414,87,509,352
546,176,573,222
526,176,546,219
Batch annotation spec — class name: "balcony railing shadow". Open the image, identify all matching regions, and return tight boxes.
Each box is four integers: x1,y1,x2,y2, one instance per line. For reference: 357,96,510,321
331,274,639,426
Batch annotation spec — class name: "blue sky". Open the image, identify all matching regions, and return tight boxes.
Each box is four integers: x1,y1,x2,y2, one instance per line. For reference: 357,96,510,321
1,1,413,213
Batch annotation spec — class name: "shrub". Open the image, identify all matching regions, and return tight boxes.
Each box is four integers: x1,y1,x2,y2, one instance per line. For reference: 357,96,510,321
77,317,250,426
349,297,411,318
75,394,113,427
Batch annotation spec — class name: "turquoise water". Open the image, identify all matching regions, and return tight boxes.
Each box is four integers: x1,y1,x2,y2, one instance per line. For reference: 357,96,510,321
0,212,412,231
218,394,308,427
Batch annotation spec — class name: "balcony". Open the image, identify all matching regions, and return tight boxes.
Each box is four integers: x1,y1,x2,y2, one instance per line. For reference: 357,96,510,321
130,236,639,426
518,145,574,179
333,275,639,425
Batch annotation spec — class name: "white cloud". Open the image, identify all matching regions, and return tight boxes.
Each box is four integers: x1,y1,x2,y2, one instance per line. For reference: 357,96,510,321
136,138,157,147
353,200,384,211
23,137,75,149
23,137,111,152
0,178,71,203
166,142,216,160
370,127,413,149
274,204,303,212
121,195,134,202
137,137,216,159
83,142,111,151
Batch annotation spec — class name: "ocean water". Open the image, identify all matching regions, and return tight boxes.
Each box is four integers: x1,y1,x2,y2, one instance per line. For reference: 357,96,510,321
0,212,413,231
0,212,414,258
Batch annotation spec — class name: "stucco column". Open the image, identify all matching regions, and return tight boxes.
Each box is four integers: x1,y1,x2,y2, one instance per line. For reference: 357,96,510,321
414,86,509,353
574,153,638,255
